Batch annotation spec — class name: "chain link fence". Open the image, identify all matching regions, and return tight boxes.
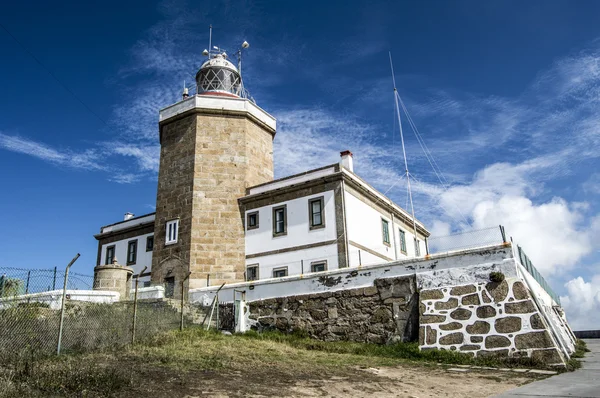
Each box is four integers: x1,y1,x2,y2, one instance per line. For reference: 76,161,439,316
0,266,203,366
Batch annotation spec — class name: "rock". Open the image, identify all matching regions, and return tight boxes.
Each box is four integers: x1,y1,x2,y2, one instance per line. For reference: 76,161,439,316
486,280,509,302
421,315,446,324
495,317,522,333
327,307,338,319
470,336,483,343
460,345,481,351
505,300,536,314
485,335,511,348
426,326,437,345
363,286,378,296
461,294,480,306
370,307,392,323
420,289,444,300
512,281,529,300
450,308,472,321
514,331,554,349
419,326,425,345
439,322,463,331
531,348,563,364
476,306,496,318
221,330,232,336
450,284,477,296
530,313,544,329
434,298,459,310
439,332,464,345
481,291,492,303
477,349,509,358
466,321,490,335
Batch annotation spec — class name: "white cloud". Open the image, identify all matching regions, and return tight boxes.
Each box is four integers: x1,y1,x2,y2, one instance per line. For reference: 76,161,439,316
561,275,600,330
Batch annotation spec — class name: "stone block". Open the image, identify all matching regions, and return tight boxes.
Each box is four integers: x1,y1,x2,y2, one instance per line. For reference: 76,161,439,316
466,321,490,335
434,298,459,310
439,332,464,345
450,284,477,296
476,306,496,318
426,326,437,345
420,289,444,300
477,349,509,358
363,286,378,296
514,331,554,349
419,326,425,345
421,315,447,324
450,308,472,321
370,307,392,323
531,348,563,364
461,294,480,306
327,307,338,319
486,280,509,302
530,313,544,329
495,317,522,333
485,335,511,349
505,300,536,314
439,322,463,331
460,345,481,351
481,291,492,303
512,281,529,300
470,336,483,343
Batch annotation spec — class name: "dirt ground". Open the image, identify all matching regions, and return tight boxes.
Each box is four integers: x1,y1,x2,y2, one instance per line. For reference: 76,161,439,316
115,363,540,398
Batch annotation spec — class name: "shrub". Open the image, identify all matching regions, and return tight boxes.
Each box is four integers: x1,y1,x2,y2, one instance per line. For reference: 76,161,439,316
489,272,505,283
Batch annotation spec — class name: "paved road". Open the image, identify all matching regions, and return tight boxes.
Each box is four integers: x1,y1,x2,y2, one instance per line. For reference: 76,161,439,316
494,339,600,398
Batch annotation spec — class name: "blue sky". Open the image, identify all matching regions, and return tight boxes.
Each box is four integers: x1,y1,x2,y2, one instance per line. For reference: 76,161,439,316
1,0,599,328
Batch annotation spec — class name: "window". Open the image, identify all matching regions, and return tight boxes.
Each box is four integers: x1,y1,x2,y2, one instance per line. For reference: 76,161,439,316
272,267,288,278
146,236,154,252
246,264,259,281
382,219,390,246
272,205,287,236
399,229,407,254
105,245,115,265
127,240,137,265
164,277,175,298
309,197,325,229
247,211,259,230
166,219,179,245
143,281,151,288
311,261,327,273
415,239,421,257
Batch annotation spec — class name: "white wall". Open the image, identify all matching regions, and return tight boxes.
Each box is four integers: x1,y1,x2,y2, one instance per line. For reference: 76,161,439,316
99,232,153,283
345,190,425,267
0,290,120,310
246,243,338,279
244,190,338,279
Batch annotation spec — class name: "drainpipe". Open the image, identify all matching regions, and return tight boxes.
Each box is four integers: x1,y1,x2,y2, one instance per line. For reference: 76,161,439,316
340,180,350,268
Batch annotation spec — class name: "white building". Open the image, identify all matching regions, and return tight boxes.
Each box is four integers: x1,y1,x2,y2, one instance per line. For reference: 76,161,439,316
94,151,430,290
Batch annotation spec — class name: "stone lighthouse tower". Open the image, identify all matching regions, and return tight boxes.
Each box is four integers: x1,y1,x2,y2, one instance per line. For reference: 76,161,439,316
151,39,276,298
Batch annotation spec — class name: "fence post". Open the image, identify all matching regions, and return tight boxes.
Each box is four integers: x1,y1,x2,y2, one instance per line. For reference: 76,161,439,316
301,260,304,275
0,274,5,297
52,266,57,290
25,270,31,294
358,250,362,266
57,253,80,356
131,267,147,346
499,225,507,243
180,272,191,332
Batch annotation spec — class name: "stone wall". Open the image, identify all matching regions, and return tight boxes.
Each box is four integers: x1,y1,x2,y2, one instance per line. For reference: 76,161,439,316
419,278,565,365
246,275,419,343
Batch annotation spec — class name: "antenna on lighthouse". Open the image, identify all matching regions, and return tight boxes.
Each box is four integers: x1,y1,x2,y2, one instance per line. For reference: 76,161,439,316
389,52,420,253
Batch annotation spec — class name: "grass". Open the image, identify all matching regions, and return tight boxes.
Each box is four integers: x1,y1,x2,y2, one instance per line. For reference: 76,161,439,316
0,328,583,397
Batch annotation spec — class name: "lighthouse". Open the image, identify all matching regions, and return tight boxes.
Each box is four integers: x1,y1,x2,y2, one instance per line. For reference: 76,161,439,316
150,36,276,298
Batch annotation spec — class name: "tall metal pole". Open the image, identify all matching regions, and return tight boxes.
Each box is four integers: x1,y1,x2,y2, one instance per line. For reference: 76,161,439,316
180,272,191,331
131,267,147,345
52,266,57,290
0,274,5,297
25,271,31,294
57,253,80,355
389,53,419,253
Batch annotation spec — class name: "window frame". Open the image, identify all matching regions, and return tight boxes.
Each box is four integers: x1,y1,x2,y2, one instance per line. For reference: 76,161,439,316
398,229,407,254
127,239,138,265
415,238,421,257
310,260,327,273
165,219,179,245
146,236,154,252
246,211,259,230
272,267,288,278
105,245,115,265
381,218,390,246
272,205,287,237
308,196,325,230
246,264,259,281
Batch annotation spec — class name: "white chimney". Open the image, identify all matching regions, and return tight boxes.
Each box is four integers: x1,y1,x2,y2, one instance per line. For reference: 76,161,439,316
340,150,353,172
124,212,135,221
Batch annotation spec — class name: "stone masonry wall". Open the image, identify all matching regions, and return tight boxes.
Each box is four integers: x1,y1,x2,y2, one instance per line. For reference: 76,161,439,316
419,278,565,365
247,275,419,343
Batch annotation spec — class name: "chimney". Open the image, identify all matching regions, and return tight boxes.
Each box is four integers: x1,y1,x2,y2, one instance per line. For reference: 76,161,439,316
340,150,353,172
124,212,135,221
182,87,189,100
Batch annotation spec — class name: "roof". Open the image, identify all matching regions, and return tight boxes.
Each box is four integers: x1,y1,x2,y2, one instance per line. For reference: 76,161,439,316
96,212,156,238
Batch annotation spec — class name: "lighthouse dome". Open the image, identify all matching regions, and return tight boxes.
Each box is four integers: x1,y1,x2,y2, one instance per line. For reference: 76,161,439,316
195,53,242,97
